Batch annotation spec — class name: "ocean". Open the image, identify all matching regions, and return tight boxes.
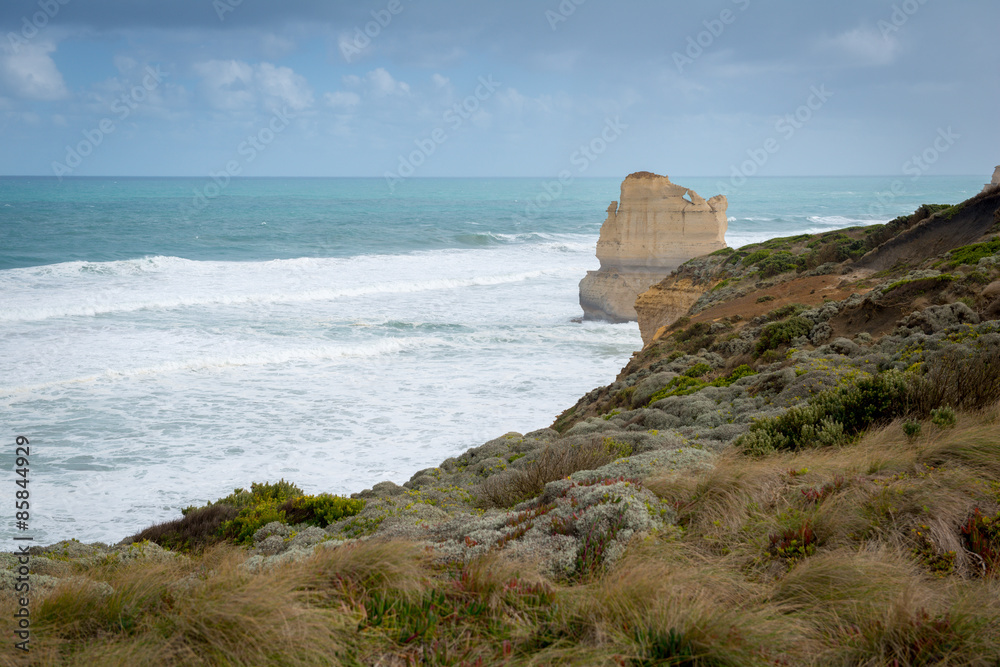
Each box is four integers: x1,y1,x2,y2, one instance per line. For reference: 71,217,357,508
0,175,985,544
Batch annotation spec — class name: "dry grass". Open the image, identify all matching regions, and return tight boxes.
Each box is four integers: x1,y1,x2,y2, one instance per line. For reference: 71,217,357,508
5,405,999,666
475,438,624,508
2,544,350,666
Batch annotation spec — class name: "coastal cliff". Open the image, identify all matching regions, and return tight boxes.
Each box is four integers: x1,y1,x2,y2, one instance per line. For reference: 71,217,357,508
579,171,727,322
985,165,1000,193
7,185,1000,665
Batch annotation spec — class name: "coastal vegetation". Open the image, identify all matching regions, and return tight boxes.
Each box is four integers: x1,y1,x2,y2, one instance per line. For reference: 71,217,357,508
5,188,1000,665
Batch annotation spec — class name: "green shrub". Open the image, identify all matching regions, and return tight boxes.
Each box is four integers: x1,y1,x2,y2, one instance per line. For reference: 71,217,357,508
647,365,757,405
737,371,910,456
903,421,922,440
963,270,992,285
222,501,288,544
756,251,803,278
722,365,758,385
602,438,634,459
211,479,305,510
711,278,731,292
756,295,776,304
283,494,366,528
741,249,771,266
755,317,813,356
946,237,1000,268
930,406,957,428
765,303,807,322
683,363,712,378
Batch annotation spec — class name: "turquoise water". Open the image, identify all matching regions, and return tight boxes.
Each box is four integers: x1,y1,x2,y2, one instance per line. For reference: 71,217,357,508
0,176,984,543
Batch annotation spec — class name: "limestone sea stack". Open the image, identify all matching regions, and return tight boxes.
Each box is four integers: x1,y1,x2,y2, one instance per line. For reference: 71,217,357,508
578,171,728,322
984,166,1000,193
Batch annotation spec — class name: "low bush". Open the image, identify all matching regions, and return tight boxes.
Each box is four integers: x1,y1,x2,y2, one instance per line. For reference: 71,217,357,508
946,237,1000,268
756,251,803,278
737,370,910,456
910,346,1000,415
129,503,238,553
281,494,366,528
647,364,757,404
475,440,625,508
755,317,813,357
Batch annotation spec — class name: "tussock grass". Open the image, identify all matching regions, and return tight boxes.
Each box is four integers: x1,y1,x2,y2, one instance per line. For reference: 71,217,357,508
6,545,350,666
6,405,1000,665
475,439,625,508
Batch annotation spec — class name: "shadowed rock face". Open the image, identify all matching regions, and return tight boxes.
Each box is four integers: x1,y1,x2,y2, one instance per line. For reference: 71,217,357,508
984,166,1000,193
579,172,727,322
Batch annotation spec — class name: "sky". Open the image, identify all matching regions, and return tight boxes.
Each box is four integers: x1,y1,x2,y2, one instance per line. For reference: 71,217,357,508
0,0,997,179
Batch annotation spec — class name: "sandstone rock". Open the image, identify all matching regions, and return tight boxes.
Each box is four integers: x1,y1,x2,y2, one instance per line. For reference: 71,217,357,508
983,165,1000,193
634,276,706,345
580,172,727,322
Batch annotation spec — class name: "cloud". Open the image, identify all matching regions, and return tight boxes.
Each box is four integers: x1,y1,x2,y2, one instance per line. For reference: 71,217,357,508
194,59,312,112
823,26,899,66
255,62,313,110
364,68,410,96
324,91,360,109
0,41,69,101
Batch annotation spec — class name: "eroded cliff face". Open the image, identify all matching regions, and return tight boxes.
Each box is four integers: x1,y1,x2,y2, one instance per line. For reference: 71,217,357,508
634,277,705,345
579,172,727,322
984,166,1000,193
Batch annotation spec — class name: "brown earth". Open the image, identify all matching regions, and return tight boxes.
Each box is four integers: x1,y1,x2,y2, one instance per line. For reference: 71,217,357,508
652,274,871,341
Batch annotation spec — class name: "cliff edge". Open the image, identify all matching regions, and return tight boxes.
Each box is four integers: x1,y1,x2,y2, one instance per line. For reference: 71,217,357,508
985,165,1000,193
579,171,727,322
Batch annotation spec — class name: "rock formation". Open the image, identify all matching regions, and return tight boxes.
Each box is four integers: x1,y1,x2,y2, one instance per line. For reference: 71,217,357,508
579,172,727,322
634,276,706,345
984,166,1000,193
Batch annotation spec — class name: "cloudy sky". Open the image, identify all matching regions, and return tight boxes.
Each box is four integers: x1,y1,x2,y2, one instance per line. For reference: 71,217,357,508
0,0,997,178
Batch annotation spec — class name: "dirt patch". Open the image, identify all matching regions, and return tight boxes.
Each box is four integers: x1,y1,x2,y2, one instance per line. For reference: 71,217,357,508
654,274,869,340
